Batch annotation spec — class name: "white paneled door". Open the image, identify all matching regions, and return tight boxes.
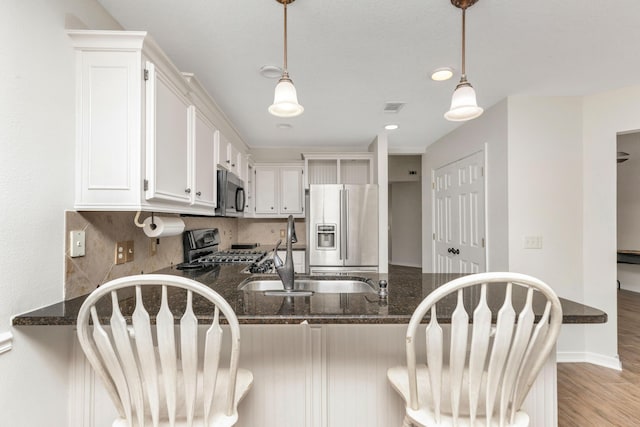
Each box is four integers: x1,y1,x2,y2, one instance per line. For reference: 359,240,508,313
434,151,486,273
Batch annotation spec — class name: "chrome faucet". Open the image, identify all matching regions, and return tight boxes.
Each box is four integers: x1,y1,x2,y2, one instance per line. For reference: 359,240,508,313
274,215,297,291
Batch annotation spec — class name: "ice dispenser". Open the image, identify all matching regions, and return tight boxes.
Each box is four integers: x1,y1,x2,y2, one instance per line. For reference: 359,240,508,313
316,224,336,249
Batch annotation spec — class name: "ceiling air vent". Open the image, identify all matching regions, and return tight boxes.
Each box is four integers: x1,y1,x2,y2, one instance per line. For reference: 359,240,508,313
383,102,406,113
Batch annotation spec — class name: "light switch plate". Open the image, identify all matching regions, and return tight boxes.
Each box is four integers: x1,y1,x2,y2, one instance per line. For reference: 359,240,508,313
70,230,86,257
523,235,543,249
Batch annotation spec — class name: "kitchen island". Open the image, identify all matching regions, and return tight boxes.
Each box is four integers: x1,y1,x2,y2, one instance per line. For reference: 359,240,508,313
13,265,606,427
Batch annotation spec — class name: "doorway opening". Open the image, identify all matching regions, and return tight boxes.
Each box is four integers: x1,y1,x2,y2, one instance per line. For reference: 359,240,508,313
616,131,640,292
388,155,422,268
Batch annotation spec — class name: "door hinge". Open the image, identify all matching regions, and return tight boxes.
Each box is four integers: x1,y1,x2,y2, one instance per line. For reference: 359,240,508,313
143,69,149,81
482,237,485,248
481,166,484,177
433,233,436,240
143,179,149,191
432,181,435,189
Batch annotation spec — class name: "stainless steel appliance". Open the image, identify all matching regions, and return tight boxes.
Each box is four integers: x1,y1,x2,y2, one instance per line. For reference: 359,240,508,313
178,228,267,271
308,184,379,274
215,169,245,217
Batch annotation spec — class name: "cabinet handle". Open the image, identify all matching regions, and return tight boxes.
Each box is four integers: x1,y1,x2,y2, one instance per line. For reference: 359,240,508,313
271,207,274,210
283,206,287,210
185,188,191,194
226,160,230,163
196,191,201,196
232,163,236,167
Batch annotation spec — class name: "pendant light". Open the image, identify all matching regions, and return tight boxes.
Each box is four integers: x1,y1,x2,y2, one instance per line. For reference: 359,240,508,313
269,0,304,118
444,0,483,122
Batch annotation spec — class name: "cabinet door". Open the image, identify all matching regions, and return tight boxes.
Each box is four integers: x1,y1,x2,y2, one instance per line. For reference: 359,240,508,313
227,143,240,175
145,62,191,203
217,134,231,168
280,167,303,214
254,167,278,214
192,108,217,209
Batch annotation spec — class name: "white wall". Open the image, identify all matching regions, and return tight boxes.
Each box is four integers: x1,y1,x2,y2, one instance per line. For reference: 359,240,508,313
422,99,510,272
506,96,587,358
616,132,640,292
389,182,422,267
0,1,121,424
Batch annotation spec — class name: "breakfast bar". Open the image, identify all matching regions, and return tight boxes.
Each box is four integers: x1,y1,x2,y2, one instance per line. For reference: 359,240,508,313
13,265,606,427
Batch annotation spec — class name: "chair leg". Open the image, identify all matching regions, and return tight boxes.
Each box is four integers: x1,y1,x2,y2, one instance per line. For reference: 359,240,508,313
402,415,413,427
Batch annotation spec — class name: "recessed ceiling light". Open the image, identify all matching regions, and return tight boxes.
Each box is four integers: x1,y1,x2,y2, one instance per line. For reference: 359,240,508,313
276,123,293,129
385,124,399,130
431,67,454,81
260,65,283,79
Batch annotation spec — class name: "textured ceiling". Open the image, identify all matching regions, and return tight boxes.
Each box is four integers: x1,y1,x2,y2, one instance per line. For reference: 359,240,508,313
97,0,640,152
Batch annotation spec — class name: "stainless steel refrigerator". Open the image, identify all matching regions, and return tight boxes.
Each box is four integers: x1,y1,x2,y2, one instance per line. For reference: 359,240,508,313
307,184,379,274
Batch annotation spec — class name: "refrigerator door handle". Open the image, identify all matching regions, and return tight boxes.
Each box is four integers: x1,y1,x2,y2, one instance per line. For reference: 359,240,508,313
344,189,349,260
339,189,343,260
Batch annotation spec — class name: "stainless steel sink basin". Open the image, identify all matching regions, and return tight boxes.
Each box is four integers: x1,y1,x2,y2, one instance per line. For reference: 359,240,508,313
238,277,378,295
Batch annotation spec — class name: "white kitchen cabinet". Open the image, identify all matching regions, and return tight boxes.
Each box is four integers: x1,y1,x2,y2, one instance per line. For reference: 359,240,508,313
68,30,244,216
253,163,304,218
144,62,192,204
217,134,243,177
243,160,255,216
302,152,374,188
191,108,218,209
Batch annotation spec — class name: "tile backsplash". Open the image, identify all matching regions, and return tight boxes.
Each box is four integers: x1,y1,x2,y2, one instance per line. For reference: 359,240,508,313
64,212,306,299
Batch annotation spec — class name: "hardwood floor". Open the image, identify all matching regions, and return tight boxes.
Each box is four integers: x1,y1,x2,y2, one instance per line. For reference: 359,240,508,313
557,290,640,426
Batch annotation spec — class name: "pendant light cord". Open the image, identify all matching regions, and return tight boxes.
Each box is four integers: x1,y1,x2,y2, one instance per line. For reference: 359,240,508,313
461,8,466,79
283,0,288,74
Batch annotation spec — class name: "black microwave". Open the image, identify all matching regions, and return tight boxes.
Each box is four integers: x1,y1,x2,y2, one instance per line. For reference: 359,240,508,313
215,170,245,217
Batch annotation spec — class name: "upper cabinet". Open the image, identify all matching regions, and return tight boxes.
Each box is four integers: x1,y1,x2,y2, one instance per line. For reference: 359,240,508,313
302,153,374,188
144,62,192,205
67,30,246,215
253,163,304,218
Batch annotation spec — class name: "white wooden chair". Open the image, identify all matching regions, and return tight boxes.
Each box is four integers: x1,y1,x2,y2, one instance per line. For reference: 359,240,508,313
387,272,562,427
77,274,253,427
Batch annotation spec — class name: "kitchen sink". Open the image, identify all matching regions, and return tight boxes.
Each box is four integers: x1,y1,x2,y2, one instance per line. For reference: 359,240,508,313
238,277,378,296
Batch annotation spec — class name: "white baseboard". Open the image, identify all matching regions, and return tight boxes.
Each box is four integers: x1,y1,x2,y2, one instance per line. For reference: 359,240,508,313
0,331,13,354
556,351,622,371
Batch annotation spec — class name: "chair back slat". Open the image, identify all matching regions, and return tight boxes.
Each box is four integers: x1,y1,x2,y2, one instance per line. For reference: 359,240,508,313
499,288,535,422
180,290,199,426
484,282,516,423
449,289,469,424
512,302,552,416
157,285,178,426
425,306,443,423
468,284,491,424
109,291,146,427
203,306,223,423
132,285,161,427
90,307,133,423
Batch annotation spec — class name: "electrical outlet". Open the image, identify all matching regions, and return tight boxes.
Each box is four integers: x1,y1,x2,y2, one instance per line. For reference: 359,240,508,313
125,240,134,263
70,230,85,257
115,241,126,264
523,235,543,249
149,238,158,256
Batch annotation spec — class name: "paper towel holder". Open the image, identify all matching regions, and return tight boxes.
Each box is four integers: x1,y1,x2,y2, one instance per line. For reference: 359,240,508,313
134,211,157,230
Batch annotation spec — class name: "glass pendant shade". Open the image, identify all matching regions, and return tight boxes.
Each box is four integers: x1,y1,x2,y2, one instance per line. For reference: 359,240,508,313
269,76,304,118
444,79,483,122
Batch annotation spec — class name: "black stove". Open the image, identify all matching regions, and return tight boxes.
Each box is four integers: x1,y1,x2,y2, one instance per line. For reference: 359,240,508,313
177,229,267,271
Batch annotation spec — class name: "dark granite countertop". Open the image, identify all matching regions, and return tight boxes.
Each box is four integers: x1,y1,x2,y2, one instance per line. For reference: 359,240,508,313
12,265,607,326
